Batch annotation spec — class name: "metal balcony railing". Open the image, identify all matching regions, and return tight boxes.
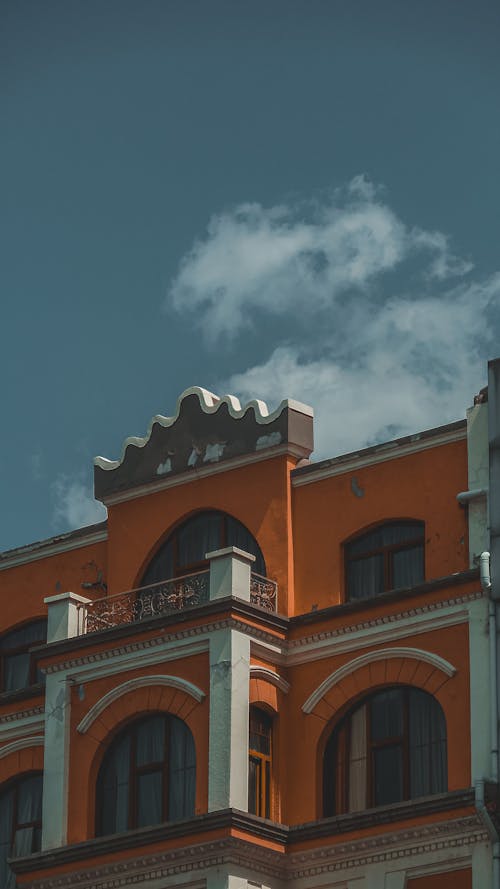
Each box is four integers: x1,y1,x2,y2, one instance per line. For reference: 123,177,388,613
77,569,278,634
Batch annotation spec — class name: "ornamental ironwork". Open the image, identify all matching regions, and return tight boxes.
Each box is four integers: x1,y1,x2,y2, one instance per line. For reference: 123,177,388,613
80,571,210,634
250,573,277,611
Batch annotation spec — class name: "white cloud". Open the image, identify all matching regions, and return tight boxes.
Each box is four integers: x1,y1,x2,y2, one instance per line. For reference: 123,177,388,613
167,175,472,342
166,176,499,459
225,275,500,458
52,475,107,531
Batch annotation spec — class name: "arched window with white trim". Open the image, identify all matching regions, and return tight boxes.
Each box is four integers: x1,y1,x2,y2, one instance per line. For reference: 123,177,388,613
323,686,447,817
96,714,196,835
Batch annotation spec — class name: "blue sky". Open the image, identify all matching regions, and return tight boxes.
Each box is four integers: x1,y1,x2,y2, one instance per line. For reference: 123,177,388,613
1,0,499,553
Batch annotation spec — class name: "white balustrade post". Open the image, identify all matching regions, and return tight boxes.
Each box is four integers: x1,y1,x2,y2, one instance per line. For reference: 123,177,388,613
41,592,90,849
44,591,91,642
206,546,255,602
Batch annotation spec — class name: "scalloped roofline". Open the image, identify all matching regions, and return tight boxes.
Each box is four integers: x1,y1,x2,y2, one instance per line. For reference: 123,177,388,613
94,386,314,471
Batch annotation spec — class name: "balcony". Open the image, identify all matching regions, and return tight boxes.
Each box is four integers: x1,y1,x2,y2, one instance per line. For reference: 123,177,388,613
76,567,278,635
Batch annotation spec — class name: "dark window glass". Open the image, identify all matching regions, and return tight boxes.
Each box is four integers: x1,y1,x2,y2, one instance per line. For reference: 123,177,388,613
248,707,272,818
0,773,43,888
345,522,424,601
0,620,47,693
141,510,266,586
97,715,195,836
323,687,447,817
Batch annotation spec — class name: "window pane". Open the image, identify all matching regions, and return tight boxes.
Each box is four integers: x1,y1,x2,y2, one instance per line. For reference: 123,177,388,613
177,512,222,569
249,709,271,755
409,689,447,797
0,789,14,889
4,652,31,692
1,621,47,652
370,689,403,741
136,716,165,766
392,545,424,589
169,717,196,820
100,734,130,835
347,554,384,600
17,774,43,823
141,540,173,586
226,517,266,575
380,523,423,547
373,744,403,805
348,704,367,812
137,770,163,827
248,756,258,814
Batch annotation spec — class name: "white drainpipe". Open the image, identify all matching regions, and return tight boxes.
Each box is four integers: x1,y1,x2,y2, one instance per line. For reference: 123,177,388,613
478,552,500,887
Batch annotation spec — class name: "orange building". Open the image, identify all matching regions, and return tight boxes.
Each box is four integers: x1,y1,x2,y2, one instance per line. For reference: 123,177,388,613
1,362,500,889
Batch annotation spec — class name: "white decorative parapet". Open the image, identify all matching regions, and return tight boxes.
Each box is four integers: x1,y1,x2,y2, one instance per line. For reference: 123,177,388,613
44,592,91,642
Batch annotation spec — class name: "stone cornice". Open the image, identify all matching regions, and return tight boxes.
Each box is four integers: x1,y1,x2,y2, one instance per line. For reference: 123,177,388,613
0,525,107,571
11,797,485,887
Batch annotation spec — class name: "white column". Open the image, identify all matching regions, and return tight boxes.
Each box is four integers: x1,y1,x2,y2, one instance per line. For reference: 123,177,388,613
41,592,90,848
206,546,255,601
472,840,493,889
41,670,71,848
44,591,90,642
469,598,492,783
208,627,250,811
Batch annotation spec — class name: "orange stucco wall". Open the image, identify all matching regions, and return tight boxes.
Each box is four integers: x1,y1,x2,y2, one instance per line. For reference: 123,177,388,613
293,439,468,614
105,454,295,612
0,538,107,631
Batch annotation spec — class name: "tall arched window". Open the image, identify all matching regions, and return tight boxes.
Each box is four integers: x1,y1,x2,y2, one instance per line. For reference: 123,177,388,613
345,521,424,601
323,687,447,817
141,510,266,585
248,707,272,818
0,620,47,694
96,714,196,835
0,773,43,888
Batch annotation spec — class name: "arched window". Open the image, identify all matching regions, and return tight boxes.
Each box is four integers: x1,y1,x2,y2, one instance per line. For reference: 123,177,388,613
141,510,266,585
0,773,43,888
96,714,196,835
248,707,272,818
345,521,424,601
0,620,47,694
323,687,447,817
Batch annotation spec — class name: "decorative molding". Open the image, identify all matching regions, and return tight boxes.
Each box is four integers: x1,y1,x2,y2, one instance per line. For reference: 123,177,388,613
286,591,482,666
43,619,280,677
292,424,467,487
302,646,457,713
0,528,108,571
249,666,290,693
95,386,313,472
0,734,44,758
77,674,206,734
0,706,45,741
12,813,487,888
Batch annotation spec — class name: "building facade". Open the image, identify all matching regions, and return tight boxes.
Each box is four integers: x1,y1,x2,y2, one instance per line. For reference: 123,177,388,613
1,362,500,889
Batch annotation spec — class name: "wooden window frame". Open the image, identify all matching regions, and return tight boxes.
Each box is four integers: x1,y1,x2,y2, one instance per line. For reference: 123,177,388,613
0,772,43,862
141,510,266,584
0,620,47,694
96,715,195,836
344,521,425,601
323,687,446,817
248,707,272,819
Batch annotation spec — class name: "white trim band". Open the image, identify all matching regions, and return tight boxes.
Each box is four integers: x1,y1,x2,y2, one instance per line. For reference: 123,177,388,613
77,674,206,734
302,646,457,713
